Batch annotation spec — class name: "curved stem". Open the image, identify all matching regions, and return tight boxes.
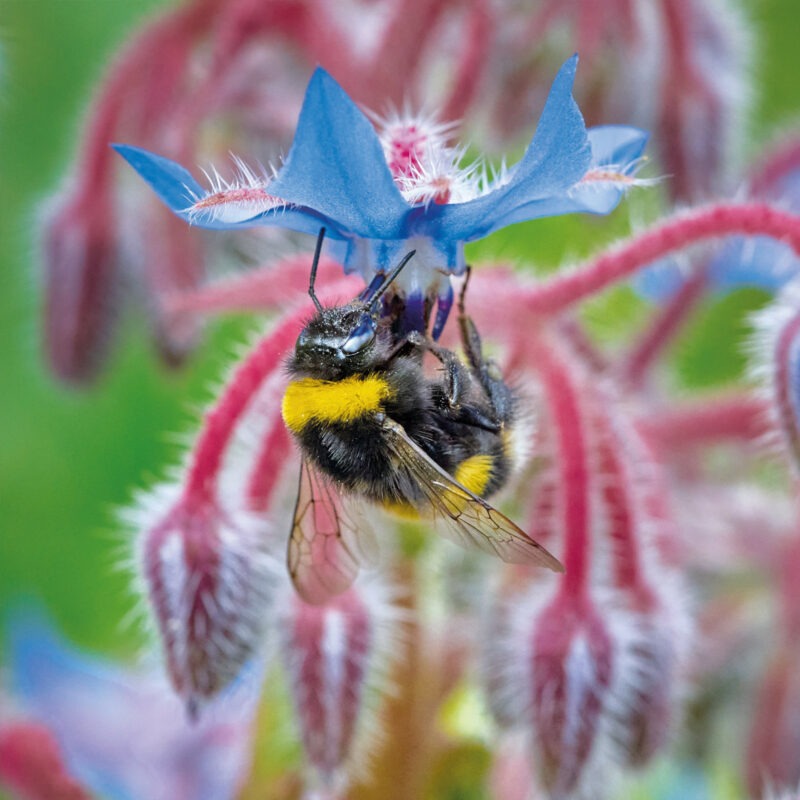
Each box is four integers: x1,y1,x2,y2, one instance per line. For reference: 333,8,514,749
246,417,293,512
183,280,353,502
521,204,800,316
639,394,770,449
534,339,590,597
184,314,301,501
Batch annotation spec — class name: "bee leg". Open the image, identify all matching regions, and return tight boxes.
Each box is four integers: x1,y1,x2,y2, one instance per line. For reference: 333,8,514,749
407,332,499,431
457,266,485,375
402,331,465,407
458,266,516,423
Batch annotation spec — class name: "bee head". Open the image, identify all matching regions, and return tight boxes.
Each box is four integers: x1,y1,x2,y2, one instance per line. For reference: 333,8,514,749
288,229,415,378
290,302,386,378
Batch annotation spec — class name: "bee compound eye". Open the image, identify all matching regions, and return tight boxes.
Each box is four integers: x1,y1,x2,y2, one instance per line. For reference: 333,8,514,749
341,316,376,354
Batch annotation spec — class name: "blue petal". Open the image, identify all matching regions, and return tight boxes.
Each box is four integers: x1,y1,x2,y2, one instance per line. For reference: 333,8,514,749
113,144,204,215
541,125,650,215
708,236,800,291
268,67,410,239
113,144,340,237
587,125,649,168
427,56,592,242
634,257,688,301
9,614,137,800
8,613,258,800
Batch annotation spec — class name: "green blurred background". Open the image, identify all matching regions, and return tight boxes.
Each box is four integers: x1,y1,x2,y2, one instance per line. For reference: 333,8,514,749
0,0,245,656
0,1,799,796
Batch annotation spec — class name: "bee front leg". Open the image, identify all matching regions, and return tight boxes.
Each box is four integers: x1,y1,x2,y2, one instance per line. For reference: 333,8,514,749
405,331,465,408
406,331,500,431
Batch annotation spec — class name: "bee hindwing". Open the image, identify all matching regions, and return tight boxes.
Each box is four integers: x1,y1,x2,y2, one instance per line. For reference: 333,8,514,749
381,418,563,572
287,457,379,605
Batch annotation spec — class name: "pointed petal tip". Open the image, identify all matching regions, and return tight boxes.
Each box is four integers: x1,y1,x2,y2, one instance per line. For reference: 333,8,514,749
561,53,580,80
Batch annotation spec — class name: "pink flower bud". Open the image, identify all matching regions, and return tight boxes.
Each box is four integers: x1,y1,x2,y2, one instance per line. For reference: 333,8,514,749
592,400,691,767
485,584,620,798
654,0,750,201
277,576,403,794
41,190,121,384
746,646,800,797
752,280,800,473
612,606,687,767
0,722,91,800
135,209,204,367
132,483,278,713
529,592,615,795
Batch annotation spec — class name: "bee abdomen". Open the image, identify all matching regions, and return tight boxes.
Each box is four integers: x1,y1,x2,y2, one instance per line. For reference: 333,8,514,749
453,453,495,496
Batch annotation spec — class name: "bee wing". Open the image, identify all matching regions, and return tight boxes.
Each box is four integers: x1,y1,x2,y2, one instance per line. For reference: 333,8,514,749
381,418,563,572
287,457,379,605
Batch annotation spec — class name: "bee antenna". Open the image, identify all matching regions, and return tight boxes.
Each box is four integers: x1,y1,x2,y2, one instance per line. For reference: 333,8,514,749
308,227,326,312
368,249,416,312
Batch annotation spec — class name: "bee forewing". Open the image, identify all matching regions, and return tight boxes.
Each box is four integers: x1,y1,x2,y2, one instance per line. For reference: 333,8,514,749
381,419,563,572
288,458,380,605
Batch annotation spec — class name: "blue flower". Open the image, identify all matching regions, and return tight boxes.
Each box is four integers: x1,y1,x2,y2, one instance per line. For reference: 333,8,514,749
115,56,647,332
7,613,260,800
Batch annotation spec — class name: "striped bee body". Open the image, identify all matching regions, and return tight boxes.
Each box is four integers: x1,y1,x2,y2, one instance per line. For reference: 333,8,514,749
280,233,561,604
282,357,514,512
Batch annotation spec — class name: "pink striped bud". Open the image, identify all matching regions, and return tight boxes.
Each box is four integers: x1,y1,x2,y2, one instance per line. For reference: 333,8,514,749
131,483,278,714
611,604,687,768
277,576,403,794
42,190,121,384
746,645,800,797
486,584,620,798
654,0,751,201
592,402,691,767
529,591,614,795
752,280,800,473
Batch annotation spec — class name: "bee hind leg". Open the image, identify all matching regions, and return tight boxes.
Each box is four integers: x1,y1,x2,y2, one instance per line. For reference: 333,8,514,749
458,267,516,424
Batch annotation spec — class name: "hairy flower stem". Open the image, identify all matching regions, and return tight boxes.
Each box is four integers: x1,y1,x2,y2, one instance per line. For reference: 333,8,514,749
620,273,707,388
184,318,299,503
640,395,770,449
523,204,800,315
774,310,800,468
246,418,291,512
594,412,652,603
534,341,590,598
182,281,352,504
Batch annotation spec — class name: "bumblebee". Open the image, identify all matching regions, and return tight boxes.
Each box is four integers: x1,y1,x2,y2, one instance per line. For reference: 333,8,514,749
281,229,562,602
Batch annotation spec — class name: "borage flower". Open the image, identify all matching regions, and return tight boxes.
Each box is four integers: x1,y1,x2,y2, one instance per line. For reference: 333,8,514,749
115,55,647,336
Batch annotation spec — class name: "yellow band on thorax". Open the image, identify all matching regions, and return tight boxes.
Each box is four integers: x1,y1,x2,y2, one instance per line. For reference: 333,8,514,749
282,374,394,433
